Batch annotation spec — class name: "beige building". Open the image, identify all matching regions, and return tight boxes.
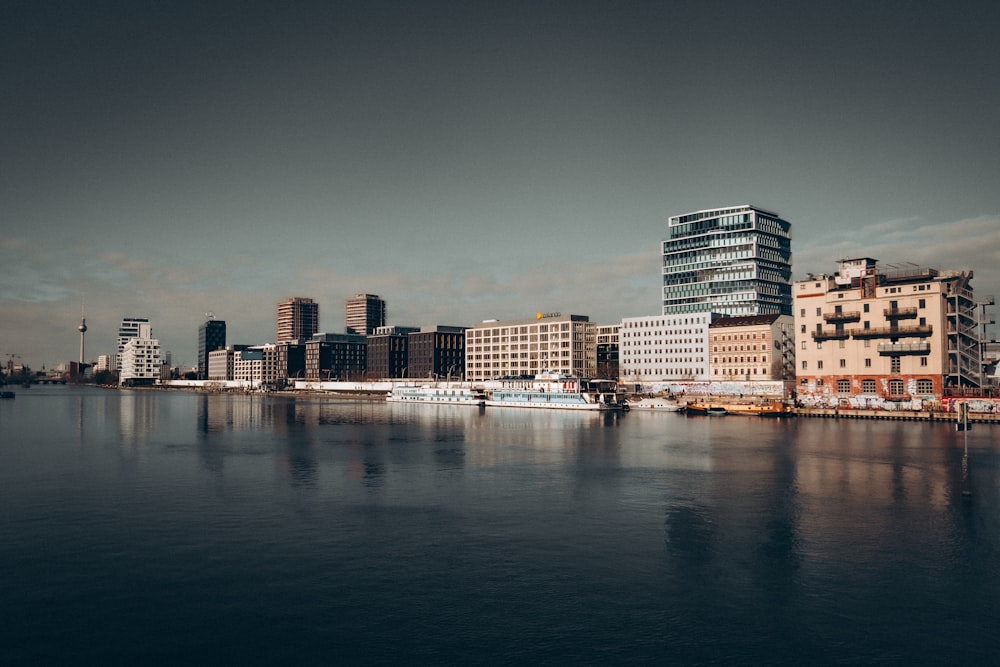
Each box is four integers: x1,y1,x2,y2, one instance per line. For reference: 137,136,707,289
709,314,795,381
464,314,596,381
794,258,981,403
276,297,319,344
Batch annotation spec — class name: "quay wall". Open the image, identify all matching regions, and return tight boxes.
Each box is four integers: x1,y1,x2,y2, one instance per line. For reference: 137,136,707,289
794,408,1000,423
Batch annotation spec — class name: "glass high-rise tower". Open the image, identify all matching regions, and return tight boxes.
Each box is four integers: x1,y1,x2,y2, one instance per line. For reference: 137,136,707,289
662,205,792,316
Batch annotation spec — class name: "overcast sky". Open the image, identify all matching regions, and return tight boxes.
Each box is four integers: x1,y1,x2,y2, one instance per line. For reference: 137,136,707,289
3,0,998,369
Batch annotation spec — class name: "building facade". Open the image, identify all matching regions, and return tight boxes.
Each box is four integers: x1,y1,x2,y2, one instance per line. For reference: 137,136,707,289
119,322,161,386
709,314,795,381
367,326,419,379
464,314,596,382
276,297,319,344
619,314,713,383
596,324,620,380
116,317,150,370
232,345,280,388
207,345,249,381
345,293,386,335
304,333,367,381
663,205,793,316
407,326,468,380
197,319,227,380
794,258,982,403
276,341,306,383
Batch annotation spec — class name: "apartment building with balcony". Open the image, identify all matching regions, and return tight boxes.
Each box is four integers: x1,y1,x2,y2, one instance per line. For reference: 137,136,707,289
464,314,596,382
794,257,981,402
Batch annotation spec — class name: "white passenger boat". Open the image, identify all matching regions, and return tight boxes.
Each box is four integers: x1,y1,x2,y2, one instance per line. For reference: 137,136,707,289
387,383,487,406
484,372,625,411
630,398,685,412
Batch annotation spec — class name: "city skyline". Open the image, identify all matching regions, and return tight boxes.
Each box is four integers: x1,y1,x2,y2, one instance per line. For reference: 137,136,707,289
3,1,998,368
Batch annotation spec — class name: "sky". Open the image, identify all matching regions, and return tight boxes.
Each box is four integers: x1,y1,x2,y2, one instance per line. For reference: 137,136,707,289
3,0,999,369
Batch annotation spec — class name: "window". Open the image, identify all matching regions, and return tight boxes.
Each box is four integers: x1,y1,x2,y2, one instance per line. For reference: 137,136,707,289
800,308,805,317
920,357,928,367
801,361,808,370
865,358,871,368
863,303,870,313
891,357,901,373
817,361,823,369
800,325,806,334
801,340,807,350
839,359,846,368
918,298,926,308
862,379,876,393
837,379,850,393
816,308,821,316
916,379,933,394
889,379,904,395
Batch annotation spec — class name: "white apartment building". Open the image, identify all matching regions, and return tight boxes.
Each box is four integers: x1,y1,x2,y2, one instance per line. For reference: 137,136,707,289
233,345,280,387
464,314,596,381
619,314,713,383
116,317,150,370
119,322,161,386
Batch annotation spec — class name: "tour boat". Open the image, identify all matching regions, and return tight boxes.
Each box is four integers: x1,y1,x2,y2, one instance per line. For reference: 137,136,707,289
386,383,486,406
484,372,625,411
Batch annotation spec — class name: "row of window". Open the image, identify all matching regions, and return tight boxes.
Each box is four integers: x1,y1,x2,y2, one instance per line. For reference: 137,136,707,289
799,378,935,395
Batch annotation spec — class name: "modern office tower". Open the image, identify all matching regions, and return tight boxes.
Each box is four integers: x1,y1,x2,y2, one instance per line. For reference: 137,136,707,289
407,326,469,381
345,293,386,335
663,205,793,317
366,326,420,379
119,321,161,386
116,317,150,370
794,257,984,402
619,314,714,384
197,318,227,380
304,333,368,381
708,314,795,381
276,297,319,344
464,313,596,382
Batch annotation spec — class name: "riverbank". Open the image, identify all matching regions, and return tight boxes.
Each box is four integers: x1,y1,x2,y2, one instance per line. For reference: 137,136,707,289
794,407,1000,423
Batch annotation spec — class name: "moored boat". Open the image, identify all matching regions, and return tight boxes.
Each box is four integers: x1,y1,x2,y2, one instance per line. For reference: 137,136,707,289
484,372,625,411
686,403,727,416
387,383,486,406
630,398,686,412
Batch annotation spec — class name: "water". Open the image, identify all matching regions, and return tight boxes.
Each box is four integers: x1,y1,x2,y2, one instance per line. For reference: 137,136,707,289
2,385,998,664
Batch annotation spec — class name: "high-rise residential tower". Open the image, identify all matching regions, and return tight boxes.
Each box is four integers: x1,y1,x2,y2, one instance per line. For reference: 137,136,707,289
663,205,792,317
116,317,150,370
345,293,386,335
197,317,227,380
276,297,319,344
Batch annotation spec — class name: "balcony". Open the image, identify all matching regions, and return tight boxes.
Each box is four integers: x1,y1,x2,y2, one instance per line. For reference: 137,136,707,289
811,329,850,341
884,307,918,319
878,342,931,356
852,324,933,339
823,310,861,322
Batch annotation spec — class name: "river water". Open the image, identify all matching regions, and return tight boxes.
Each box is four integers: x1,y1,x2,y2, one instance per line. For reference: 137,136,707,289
1,385,998,664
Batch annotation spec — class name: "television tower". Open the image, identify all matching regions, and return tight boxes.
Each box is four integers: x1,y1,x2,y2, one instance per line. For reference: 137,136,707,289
78,306,87,364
